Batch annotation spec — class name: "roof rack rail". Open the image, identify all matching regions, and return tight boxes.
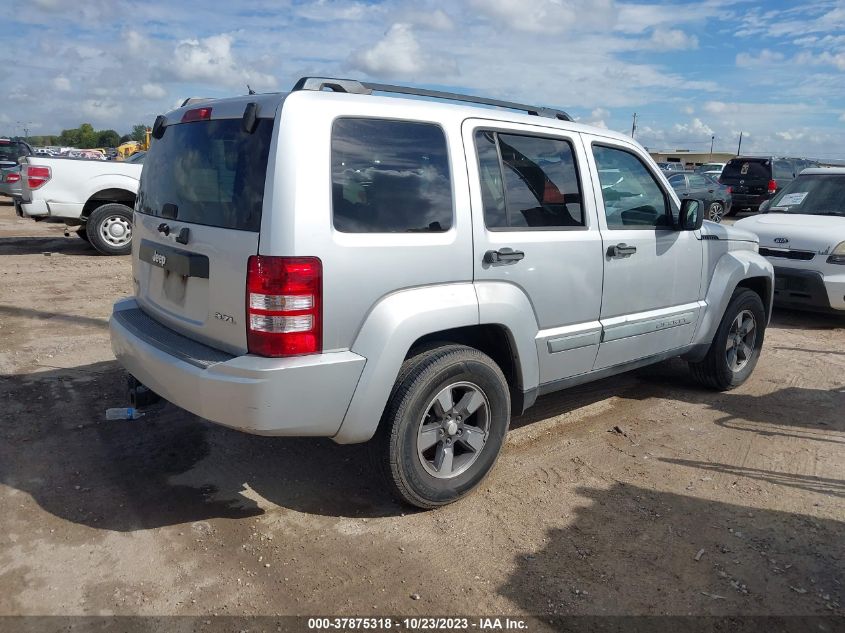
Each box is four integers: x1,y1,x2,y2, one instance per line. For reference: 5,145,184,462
291,77,573,122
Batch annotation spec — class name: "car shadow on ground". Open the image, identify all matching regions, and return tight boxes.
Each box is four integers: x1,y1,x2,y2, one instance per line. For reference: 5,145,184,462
632,358,844,444
769,308,845,332
498,482,844,617
0,361,405,530
0,304,109,329
0,235,95,256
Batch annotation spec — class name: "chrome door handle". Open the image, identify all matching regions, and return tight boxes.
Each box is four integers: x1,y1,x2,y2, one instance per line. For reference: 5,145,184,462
607,243,637,258
485,247,525,263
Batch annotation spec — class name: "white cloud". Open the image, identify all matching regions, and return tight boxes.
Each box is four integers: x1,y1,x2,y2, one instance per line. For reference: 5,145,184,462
469,0,616,34
349,23,457,77
647,28,697,50
402,9,453,30
736,49,784,67
141,83,167,99
52,76,71,92
591,107,610,120
673,118,713,137
682,105,694,115
794,50,845,71
171,34,277,90
81,99,123,121
840,113,845,123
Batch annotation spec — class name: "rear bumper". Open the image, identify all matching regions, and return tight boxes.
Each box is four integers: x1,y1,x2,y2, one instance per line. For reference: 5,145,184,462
773,267,845,312
110,298,367,437
20,199,49,217
730,193,768,210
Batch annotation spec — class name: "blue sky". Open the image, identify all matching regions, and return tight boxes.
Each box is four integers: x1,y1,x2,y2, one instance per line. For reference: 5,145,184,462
2,0,844,157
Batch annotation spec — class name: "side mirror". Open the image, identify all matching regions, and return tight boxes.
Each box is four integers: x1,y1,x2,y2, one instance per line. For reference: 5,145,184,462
678,198,703,231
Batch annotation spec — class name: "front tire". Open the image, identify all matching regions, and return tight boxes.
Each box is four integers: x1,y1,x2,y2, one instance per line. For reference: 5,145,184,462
85,203,133,255
371,344,510,509
689,288,766,390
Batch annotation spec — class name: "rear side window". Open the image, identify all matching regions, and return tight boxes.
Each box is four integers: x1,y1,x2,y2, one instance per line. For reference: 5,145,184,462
773,159,795,180
137,118,273,231
722,159,770,180
0,141,31,163
331,118,452,233
474,130,584,229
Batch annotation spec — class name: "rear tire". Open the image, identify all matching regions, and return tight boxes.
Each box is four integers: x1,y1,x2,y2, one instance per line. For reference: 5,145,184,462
689,288,766,390
371,344,510,509
707,201,725,223
86,203,133,255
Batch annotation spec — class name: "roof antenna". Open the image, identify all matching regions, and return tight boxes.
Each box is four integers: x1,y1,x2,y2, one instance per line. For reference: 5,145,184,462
247,84,256,95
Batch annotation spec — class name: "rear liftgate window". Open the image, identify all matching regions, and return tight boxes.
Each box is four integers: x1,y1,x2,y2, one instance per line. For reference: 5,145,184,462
331,118,453,233
137,118,273,231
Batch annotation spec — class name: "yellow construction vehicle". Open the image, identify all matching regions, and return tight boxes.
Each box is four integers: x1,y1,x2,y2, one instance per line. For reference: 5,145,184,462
116,127,151,160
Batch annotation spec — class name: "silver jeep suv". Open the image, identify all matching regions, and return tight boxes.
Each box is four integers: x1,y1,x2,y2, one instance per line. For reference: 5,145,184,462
110,77,774,508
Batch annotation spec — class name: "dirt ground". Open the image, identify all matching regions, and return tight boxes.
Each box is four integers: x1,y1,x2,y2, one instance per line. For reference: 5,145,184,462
0,199,843,620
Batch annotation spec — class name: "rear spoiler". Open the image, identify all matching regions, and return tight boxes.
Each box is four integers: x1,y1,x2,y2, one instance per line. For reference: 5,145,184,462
152,101,262,139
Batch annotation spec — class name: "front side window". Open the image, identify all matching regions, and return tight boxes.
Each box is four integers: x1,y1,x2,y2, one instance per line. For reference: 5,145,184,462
331,118,452,233
593,145,670,229
474,130,584,229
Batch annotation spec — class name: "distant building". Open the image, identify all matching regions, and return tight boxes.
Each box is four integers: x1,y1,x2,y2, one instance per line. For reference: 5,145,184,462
648,149,736,168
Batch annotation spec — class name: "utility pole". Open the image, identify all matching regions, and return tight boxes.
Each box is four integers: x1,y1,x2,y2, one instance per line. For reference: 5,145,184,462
631,113,638,139
737,132,743,156
709,135,715,160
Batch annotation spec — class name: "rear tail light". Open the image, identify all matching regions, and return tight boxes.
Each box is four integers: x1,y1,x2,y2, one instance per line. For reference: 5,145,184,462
6,172,20,183
768,179,777,195
246,256,322,357
726,186,732,194
27,165,51,189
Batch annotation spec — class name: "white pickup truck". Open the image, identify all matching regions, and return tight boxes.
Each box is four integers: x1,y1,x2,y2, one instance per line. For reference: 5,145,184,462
17,153,144,255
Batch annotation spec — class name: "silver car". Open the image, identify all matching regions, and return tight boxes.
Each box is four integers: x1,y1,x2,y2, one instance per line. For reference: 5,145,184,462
111,77,774,508
0,165,22,198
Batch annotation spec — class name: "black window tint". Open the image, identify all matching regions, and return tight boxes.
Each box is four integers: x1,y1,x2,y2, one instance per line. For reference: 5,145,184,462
0,141,30,163
722,159,770,180
475,131,507,228
474,131,583,229
137,118,273,231
593,145,670,229
332,118,452,233
773,160,794,180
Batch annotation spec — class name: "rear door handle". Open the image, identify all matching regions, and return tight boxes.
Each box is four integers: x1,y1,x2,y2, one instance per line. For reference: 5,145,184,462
607,243,637,258
485,247,525,263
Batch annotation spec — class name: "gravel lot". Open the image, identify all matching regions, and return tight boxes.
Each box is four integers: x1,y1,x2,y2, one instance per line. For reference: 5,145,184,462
1,199,843,619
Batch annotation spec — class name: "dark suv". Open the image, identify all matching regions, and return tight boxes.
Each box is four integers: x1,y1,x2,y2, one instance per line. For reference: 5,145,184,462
0,139,33,169
720,156,819,214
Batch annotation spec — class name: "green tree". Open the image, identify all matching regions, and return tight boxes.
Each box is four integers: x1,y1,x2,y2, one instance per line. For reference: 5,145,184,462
78,123,97,148
58,127,82,147
129,124,148,143
96,129,120,148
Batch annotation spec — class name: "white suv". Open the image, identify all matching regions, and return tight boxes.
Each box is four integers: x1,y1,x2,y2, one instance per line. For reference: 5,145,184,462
110,77,774,507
